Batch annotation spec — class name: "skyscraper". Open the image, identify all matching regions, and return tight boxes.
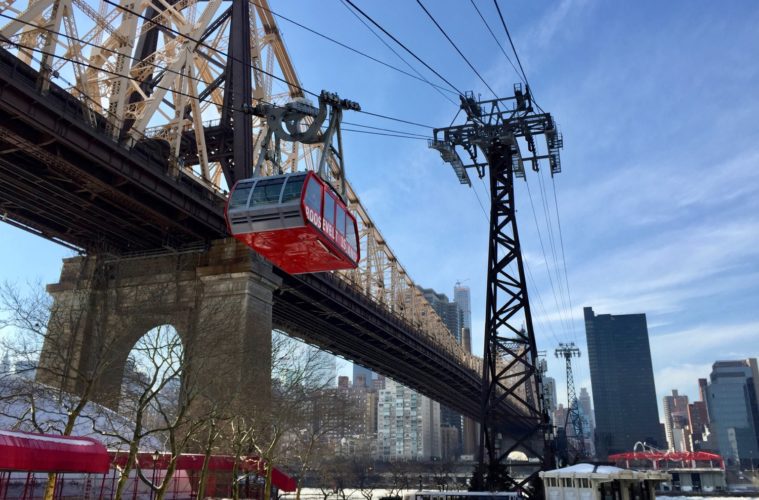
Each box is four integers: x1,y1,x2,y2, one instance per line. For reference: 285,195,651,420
584,307,665,459
419,286,463,343
663,389,691,451
543,377,558,421
453,282,472,334
420,284,464,457
705,359,759,466
579,387,595,455
579,387,594,432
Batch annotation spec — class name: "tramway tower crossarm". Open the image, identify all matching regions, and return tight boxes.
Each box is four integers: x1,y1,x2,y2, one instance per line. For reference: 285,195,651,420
429,84,563,497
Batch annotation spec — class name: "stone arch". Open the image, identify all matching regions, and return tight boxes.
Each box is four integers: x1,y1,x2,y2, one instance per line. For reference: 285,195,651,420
38,238,281,420
118,323,185,418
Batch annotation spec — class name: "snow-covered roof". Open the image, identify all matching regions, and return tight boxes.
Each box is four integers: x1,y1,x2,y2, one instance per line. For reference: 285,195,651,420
540,463,670,481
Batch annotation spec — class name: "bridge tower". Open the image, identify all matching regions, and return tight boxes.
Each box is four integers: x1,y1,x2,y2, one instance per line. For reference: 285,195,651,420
430,86,563,496
554,342,587,462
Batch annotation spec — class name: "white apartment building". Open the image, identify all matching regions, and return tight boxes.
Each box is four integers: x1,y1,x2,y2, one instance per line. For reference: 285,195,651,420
377,379,441,460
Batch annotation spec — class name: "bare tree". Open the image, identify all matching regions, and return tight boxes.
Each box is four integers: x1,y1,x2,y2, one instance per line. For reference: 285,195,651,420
286,387,361,500
0,277,134,500
86,324,186,499
245,332,341,500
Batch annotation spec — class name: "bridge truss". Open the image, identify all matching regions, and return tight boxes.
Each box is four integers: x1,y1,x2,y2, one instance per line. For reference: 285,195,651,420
0,0,481,387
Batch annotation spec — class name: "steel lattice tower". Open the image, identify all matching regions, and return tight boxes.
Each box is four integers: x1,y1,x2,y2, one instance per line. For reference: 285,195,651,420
430,85,563,497
555,342,586,461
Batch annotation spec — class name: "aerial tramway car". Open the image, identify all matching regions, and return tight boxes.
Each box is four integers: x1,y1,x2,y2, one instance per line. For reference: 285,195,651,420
225,171,360,274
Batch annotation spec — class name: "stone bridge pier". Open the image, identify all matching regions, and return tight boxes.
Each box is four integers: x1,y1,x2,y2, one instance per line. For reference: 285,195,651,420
37,238,280,418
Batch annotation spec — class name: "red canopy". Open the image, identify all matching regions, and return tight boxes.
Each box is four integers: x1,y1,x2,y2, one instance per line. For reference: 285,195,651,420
0,430,110,473
608,450,724,468
109,452,297,492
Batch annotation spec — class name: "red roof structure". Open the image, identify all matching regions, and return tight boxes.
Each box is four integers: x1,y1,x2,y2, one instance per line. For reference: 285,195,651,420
0,429,296,493
608,450,724,470
109,452,297,492
0,430,110,473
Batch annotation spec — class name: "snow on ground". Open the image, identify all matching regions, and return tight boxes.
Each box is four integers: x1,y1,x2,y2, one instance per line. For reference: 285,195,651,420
0,374,163,450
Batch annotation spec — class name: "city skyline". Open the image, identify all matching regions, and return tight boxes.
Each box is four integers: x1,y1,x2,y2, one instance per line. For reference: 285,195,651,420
1,0,758,426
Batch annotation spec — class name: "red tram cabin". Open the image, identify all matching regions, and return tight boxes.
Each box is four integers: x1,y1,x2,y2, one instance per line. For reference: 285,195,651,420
225,171,360,274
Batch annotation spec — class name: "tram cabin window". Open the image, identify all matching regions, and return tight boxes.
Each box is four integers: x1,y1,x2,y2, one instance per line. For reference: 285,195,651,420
324,193,336,238
229,182,253,208
251,178,285,206
336,206,346,236
281,175,305,203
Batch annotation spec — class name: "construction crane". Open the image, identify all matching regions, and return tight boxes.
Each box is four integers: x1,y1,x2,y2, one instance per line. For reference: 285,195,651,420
430,85,563,497
555,342,587,462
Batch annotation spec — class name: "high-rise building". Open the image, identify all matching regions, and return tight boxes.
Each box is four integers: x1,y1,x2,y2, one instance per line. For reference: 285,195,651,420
460,322,476,455
420,284,464,456
440,406,463,457
705,359,759,466
543,376,558,422
579,387,596,456
584,307,665,459
353,363,374,388
688,401,710,450
462,327,472,353
453,282,472,334
376,379,441,460
663,389,691,451
554,403,568,431
441,426,460,461
419,286,463,343
579,388,594,431
698,378,711,421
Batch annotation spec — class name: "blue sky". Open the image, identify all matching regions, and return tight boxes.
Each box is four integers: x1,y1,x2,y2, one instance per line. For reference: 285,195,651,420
2,0,759,419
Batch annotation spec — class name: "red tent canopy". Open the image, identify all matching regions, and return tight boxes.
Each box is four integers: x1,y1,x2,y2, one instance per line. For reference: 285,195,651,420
608,450,724,468
0,430,110,473
109,452,297,492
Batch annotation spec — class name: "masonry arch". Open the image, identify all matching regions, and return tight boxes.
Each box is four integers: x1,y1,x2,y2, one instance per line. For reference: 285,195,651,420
118,324,186,423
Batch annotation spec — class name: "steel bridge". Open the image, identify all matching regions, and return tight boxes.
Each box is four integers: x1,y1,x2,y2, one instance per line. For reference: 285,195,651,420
0,0,536,435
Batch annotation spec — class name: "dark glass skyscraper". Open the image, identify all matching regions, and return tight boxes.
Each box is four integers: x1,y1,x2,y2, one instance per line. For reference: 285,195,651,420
584,307,665,458
705,359,759,466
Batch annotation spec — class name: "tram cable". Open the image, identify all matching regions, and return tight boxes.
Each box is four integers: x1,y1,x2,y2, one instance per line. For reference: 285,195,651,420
415,0,498,99
537,161,573,339
493,0,545,114
341,128,428,140
551,174,582,346
469,0,522,86
524,177,573,340
341,0,465,97
341,121,431,139
337,0,459,107
251,0,459,100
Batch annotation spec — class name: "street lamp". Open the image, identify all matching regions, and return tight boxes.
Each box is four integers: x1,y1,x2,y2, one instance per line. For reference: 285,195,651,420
418,474,423,491
151,450,160,500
